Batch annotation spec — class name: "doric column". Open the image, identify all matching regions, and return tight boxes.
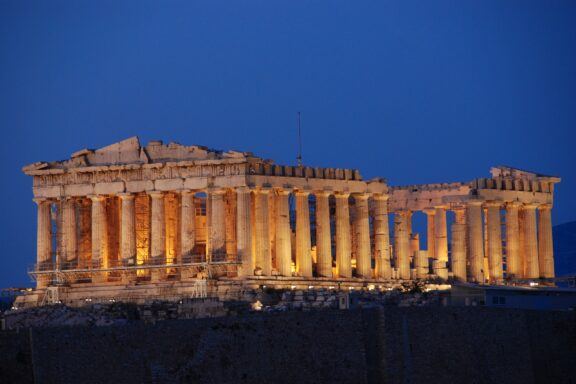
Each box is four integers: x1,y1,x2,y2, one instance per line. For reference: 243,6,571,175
296,191,312,278
118,193,136,266
236,187,253,276
275,189,292,277
353,193,372,278
208,189,226,262
315,191,332,277
90,195,107,282
180,190,196,263
415,250,428,279
523,203,540,279
62,197,77,267
538,204,555,279
485,201,503,283
394,210,411,280
149,191,166,282
423,209,436,259
410,233,420,262
34,198,52,287
466,200,485,283
254,188,271,276
451,223,467,282
373,194,391,279
335,193,352,278
435,206,448,263
518,209,526,277
505,202,521,279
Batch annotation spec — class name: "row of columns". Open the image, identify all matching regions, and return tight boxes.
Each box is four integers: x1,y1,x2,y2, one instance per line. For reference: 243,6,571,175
34,189,393,282
34,192,555,284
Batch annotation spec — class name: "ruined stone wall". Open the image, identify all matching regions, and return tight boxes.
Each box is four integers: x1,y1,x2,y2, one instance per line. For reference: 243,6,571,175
1,307,575,384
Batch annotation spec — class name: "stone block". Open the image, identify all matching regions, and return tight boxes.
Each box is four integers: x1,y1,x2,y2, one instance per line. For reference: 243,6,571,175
95,182,125,195
125,180,154,193
155,178,184,191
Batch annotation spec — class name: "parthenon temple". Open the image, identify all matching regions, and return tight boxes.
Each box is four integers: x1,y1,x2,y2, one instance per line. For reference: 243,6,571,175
20,137,560,305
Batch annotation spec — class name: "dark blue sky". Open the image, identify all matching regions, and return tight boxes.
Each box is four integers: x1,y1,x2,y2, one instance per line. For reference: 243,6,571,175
1,0,575,287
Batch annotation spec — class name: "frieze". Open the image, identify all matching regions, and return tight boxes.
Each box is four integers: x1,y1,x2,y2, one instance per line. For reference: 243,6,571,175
33,163,246,187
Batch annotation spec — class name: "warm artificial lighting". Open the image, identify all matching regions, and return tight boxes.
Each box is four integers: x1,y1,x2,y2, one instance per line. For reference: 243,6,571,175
251,300,263,311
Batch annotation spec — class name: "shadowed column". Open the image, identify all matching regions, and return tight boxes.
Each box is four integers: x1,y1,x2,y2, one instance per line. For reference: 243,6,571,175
315,191,332,278
353,193,372,278
467,200,485,283
373,194,391,279
423,209,436,259
335,193,352,278
523,203,540,279
435,206,448,263
275,189,292,277
149,191,166,281
538,204,555,279
62,197,77,268
90,195,107,283
505,202,521,279
236,187,253,277
254,188,271,276
485,201,503,284
180,190,196,263
296,191,312,278
394,210,410,280
34,198,52,288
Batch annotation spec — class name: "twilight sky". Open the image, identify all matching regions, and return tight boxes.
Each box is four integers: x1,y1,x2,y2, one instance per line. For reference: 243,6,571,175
1,0,575,287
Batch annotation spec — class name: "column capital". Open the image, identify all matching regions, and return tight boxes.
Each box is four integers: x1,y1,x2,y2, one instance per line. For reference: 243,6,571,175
275,188,292,196
523,203,539,210
539,203,553,210
236,186,253,194
88,195,106,202
33,197,49,205
117,193,135,201
483,200,502,208
351,192,370,200
423,208,436,215
179,189,196,196
334,191,350,199
466,200,484,207
434,205,449,210
372,193,389,202
148,191,165,199
395,209,410,217
295,190,310,197
505,201,523,209
314,190,331,198
255,186,271,195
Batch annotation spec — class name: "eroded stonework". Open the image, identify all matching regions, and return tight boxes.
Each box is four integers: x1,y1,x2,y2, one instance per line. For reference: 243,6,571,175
19,137,560,307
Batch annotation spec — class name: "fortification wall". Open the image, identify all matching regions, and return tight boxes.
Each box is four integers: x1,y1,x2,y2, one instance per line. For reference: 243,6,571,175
1,307,575,384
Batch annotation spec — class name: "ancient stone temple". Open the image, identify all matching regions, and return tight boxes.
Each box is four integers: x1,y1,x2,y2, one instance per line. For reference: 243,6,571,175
19,137,560,306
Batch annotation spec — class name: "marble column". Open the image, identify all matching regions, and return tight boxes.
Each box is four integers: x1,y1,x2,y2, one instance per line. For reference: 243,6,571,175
466,200,485,283
518,209,527,277
209,189,226,262
149,191,166,281
315,191,332,278
335,193,352,278
505,202,521,279
435,206,448,263
394,211,411,280
538,204,555,279
523,203,540,279
34,198,52,287
415,250,428,279
451,223,467,282
90,195,107,282
424,209,436,259
275,189,292,277
373,194,391,279
62,197,77,267
296,191,312,277
353,193,372,278
254,188,271,276
180,190,196,263
119,193,136,266
236,187,253,276
485,201,503,283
